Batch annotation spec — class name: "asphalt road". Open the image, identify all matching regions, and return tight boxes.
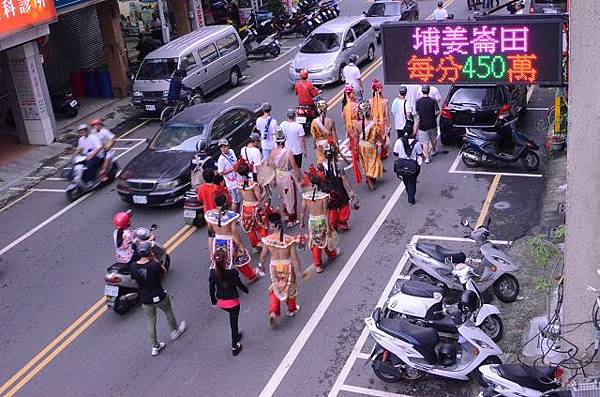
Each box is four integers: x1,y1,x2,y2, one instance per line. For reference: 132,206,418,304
0,0,554,396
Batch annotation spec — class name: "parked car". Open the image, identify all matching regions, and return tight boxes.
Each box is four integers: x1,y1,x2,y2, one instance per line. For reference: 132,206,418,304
131,25,248,113
363,0,418,41
117,103,261,206
288,16,377,86
440,84,527,145
529,0,567,14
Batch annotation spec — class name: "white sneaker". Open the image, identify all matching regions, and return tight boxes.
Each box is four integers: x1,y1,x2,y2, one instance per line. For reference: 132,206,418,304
151,342,165,356
170,321,187,341
287,305,301,317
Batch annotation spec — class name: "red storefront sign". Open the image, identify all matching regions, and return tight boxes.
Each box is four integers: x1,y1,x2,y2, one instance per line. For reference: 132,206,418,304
0,0,57,39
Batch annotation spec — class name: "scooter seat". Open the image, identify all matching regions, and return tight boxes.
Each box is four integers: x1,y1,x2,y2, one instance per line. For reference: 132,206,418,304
400,280,445,299
471,129,499,141
108,262,131,275
427,315,458,334
497,365,559,392
378,318,439,364
416,242,466,264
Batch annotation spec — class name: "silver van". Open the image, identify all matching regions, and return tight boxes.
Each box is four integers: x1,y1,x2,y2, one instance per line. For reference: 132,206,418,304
132,25,247,112
288,16,377,86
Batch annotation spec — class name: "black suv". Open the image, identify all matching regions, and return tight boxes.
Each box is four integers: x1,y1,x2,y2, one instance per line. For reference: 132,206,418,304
439,84,527,145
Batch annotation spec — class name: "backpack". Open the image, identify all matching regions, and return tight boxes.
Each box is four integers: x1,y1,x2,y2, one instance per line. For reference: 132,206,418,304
393,141,418,178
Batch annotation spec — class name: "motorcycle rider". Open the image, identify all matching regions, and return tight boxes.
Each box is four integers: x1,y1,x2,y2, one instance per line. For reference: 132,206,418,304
166,61,192,106
90,118,115,181
75,124,103,184
113,211,137,265
294,69,320,112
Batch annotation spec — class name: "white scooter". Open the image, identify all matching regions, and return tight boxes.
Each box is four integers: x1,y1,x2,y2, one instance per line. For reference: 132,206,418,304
65,153,118,202
477,364,562,397
407,217,520,303
384,264,504,341
366,293,502,385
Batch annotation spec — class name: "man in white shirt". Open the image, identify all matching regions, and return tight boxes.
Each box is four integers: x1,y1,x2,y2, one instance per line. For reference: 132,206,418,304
255,103,277,161
240,133,263,181
342,55,363,101
217,138,243,213
279,109,307,168
90,118,116,181
75,124,104,183
433,1,448,20
393,133,424,205
390,86,413,139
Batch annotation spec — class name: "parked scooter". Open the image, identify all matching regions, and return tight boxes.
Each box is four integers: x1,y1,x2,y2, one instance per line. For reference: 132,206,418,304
407,217,520,303
104,224,171,315
65,154,119,201
5,92,79,126
366,296,502,385
477,364,563,397
243,28,281,58
385,264,504,341
461,123,540,171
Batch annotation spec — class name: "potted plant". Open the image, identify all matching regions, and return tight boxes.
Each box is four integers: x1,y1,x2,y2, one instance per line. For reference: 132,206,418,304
546,134,566,152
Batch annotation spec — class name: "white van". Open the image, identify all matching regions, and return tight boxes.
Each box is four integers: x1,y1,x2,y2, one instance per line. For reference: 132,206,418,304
132,25,247,112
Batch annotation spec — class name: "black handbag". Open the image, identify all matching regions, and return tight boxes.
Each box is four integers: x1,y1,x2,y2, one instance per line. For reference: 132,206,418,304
402,100,414,136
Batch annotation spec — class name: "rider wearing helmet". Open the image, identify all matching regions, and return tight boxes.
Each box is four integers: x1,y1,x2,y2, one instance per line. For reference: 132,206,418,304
75,124,103,183
90,118,115,181
113,211,136,264
294,69,321,108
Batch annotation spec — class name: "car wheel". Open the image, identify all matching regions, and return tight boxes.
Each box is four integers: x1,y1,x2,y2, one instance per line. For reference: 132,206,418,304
440,132,453,146
229,67,241,88
338,64,346,84
367,44,375,63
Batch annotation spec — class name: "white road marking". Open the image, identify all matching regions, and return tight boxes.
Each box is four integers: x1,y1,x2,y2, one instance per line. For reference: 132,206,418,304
265,47,298,62
339,385,412,397
115,138,146,142
526,85,536,103
224,51,296,104
258,181,406,397
448,152,543,178
527,107,550,111
0,191,33,214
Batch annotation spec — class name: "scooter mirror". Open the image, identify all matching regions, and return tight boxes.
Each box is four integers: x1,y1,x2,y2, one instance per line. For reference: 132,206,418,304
150,223,158,230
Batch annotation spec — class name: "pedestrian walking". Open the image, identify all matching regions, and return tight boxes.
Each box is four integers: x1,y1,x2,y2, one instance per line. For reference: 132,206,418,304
255,103,277,161
369,79,391,160
393,132,424,205
131,241,186,357
280,109,307,169
209,248,248,356
467,0,478,11
240,133,263,182
414,85,439,164
342,55,364,102
217,138,243,213
390,86,414,140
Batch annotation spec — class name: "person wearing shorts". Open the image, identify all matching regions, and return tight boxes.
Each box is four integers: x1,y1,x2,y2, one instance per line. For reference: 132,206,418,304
415,85,439,163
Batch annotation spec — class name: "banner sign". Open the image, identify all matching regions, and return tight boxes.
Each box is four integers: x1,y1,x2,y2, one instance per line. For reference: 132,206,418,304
0,0,57,39
381,19,563,85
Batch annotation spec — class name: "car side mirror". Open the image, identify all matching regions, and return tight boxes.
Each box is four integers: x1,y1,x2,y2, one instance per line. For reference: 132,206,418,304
362,10,366,15
344,42,354,49
150,223,158,230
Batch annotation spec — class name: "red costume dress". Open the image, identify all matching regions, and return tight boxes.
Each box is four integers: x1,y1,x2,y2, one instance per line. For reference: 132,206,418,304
238,179,269,248
262,233,300,316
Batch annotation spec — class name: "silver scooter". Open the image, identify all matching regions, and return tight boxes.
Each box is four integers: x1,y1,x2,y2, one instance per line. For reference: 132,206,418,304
407,217,520,303
104,224,171,315
366,295,502,385
384,264,504,341
65,153,118,202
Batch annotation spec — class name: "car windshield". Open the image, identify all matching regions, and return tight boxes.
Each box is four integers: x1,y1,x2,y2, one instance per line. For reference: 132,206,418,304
300,33,341,54
150,124,205,151
136,58,178,80
451,87,503,107
367,2,400,16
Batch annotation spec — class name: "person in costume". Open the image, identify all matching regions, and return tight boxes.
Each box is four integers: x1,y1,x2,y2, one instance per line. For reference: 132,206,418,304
237,159,270,254
369,79,391,160
300,165,340,273
358,101,384,190
310,98,340,164
319,143,357,231
259,212,308,327
205,194,263,282
341,84,362,184
268,127,302,228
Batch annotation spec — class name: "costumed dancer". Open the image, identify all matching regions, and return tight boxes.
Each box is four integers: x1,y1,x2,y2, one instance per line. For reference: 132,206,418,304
259,212,309,327
205,194,263,282
300,165,340,273
237,159,270,254
341,84,362,184
369,79,391,160
310,98,340,164
268,127,302,228
358,101,384,190
319,143,357,231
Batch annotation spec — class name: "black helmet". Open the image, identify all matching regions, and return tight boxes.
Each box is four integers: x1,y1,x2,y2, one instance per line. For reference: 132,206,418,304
137,241,153,258
458,290,479,314
349,54,359,64
197,139,209,154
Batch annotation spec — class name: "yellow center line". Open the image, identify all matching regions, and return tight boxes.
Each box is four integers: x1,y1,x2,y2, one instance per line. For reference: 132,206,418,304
166,226,197,254
116,119,151,140
477,174,501,227
164,225,192,249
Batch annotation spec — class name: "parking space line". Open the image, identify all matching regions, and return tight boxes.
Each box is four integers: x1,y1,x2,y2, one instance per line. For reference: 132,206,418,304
448,152,543,178
0,191,33,214
339,385,412,397
527,107,550,111
115,138,146,142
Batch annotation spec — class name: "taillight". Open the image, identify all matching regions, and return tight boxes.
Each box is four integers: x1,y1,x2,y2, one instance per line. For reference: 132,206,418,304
441,104,451,120
497,103,510,120
105,275,121,283
554,367,564,380
530,6,534,13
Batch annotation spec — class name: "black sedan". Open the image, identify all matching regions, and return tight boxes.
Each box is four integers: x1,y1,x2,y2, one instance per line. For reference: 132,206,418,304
117,103,261,206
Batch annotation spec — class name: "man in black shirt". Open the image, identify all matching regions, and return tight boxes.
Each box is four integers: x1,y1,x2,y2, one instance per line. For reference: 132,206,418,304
415,85,440,163
131,241,186,356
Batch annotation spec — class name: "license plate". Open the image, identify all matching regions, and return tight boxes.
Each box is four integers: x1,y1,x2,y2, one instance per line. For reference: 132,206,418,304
145,105,156,111
69,100,78,107
104,285,119,297
544,8,558,13
184,209,197,219
296,116,307,124
133,195,147,204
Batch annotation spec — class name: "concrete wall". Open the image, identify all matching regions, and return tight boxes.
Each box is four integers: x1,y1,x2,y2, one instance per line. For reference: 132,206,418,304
563,2,600,349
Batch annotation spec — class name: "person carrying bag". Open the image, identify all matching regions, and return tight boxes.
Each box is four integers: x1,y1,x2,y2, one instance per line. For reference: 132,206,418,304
393,133,424,205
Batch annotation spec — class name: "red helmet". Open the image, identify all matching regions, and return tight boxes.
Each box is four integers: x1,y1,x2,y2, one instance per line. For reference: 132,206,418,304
299,69,309,80
90,118,103,126
113,211,131,229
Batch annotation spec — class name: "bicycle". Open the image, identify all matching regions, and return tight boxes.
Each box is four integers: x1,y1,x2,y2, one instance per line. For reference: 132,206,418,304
160,92,204,124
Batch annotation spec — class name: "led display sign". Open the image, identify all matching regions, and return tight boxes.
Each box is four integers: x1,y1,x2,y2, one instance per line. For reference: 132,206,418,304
381,19,563,85
0,0,57,39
